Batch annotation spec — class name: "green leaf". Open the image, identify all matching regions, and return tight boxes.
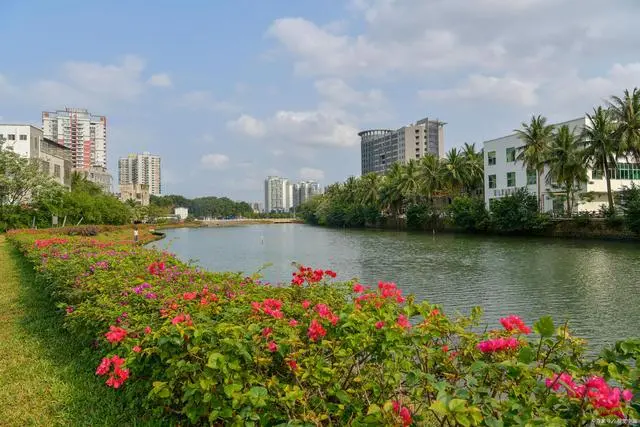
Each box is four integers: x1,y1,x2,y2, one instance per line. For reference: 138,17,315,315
534,316,555,337
248,386,268,398
334,390,351,403
484,417,504,427
366,404,381,415
207,352,225,369
455,413,471,427
448,398,466,413
518,346,535,364
430,400,448,416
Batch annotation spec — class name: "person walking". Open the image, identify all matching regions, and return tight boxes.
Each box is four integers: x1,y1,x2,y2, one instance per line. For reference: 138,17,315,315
133,225,139,244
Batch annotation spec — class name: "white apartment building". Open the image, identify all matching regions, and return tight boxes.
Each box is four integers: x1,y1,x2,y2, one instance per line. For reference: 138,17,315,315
174,207,189,220
360,117,446,175
119,152,162,196
74,166,113,194
42,108,107,169
292,180,322,208
264,176,292,213
483,116,640,213
0,124,72,187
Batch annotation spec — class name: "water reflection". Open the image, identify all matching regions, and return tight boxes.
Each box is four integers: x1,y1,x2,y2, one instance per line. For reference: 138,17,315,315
150,225,640,351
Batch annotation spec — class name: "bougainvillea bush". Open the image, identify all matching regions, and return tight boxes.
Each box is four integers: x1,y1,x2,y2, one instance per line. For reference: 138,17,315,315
7,227,640,426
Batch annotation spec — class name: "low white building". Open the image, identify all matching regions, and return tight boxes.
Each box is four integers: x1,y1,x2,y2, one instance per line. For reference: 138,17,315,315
0,124,72,187
483,116,640,214
174,207,189,220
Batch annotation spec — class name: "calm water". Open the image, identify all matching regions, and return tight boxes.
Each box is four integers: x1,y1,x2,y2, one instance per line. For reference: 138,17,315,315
150,224,640,351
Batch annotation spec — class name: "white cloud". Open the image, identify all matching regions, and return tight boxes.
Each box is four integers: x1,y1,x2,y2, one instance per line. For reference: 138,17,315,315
179,91,238,113
228,110,359,148
420,75,539,106
148,73,172,87
227,114,267,137
314,78,384,108
200,153,230,170
299,167,325,181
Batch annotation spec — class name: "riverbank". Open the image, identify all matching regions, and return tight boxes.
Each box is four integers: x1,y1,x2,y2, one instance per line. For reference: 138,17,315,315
0,235,149,425
156,218,303,230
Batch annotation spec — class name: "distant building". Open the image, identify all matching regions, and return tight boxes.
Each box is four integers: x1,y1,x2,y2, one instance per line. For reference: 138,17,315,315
42,108,107,169
250,202,262,213
119,183,150,206
360,117,445,175
119,152,161,196
174,207,189,220
483,115,640,214
264,176,292,213
74,165,113,194
0,124,72,187
292,180,322,208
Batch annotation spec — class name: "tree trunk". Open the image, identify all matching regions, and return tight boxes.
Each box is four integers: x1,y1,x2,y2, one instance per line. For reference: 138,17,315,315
537,170,543,212
566,187,571,217
605,169,614,213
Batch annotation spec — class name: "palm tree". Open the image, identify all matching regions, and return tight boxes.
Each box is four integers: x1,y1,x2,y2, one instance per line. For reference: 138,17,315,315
545,125,588,216
380,162,404,218
398,159,422,204
441,148,468,196
462,142,484,197
515,115,555,211
358,172,382,207
582,107,619,212
418,153,443,202
608,87,640,161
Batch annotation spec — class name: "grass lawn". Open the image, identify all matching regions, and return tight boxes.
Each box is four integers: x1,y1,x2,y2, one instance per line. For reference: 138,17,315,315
0,235,158,426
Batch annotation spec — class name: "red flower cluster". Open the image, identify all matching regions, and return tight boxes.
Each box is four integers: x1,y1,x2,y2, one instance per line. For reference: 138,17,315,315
105,325,127,343
307,319,327,342
291,265,337,286
352,283,365,293
546,373,633,417
267,341,278,352
392,401,412,426
396,315,412,329
171,313,192,326
500,315,532,334
378,282,405,303
34,238,68,249
315,303,339,326
96,355,130,389
147,261,166,275
477,337,520,353
251,298,284,319
183,291,198,301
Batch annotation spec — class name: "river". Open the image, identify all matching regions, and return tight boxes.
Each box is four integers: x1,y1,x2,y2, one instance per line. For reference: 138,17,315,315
150,224,640,351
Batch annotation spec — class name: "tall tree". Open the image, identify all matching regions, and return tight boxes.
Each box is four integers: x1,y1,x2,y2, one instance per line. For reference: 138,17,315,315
380,162,404,217
399,159,422,204
462,142,484,197
545,125,588,216
358,172,382,207
608,87,640,161
582,107,619,212
515,115,555,211
418,154,443,202
441,148,468,196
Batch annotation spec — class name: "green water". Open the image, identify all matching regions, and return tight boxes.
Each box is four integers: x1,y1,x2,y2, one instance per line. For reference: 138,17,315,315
150,224,640,351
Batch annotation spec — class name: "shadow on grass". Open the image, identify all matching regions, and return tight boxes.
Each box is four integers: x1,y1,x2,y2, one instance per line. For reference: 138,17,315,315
8,245,171,427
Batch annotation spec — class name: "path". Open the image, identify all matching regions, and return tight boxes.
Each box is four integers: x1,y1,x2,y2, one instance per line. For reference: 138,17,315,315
0,236,149,426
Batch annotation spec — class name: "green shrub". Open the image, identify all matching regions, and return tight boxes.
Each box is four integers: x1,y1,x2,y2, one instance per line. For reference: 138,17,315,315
406,203,442,230
490,189,551,233
449,196,489,232
6,228,639,425
621,184,640,234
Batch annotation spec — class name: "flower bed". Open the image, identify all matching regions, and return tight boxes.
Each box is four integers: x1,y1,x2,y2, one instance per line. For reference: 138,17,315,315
7,227,639,425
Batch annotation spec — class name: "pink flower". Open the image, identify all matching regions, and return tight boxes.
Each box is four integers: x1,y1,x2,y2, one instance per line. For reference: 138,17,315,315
132,346,142,353
144,326,152,335
500,315,532,334
324,270,337,278
622,389,633,402
392,401,412,426
105,326,127,344
352,283,365,293
262,327,273,338
183,291,197,300
289,319,299,327
396,315,411,329
302,300,311,309
65,306,74,314
267,341,278,352
96,357,111,376
375,321,385,329
287,359,298,371
477,337,519,353
307,319,327,342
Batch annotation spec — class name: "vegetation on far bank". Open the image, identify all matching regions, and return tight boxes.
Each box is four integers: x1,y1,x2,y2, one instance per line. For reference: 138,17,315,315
299,87,640,236
5,226,640,425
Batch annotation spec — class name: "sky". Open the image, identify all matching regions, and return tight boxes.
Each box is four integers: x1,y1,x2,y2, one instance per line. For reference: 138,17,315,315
2,0,639,203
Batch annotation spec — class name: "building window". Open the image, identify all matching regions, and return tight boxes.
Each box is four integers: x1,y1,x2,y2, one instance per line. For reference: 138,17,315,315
54,164,61,178
527,169,537,185
487,151,496,165
506,147,516,162
19,134,27,140
488,174,496,189
8,134,15,140
507,172,516,187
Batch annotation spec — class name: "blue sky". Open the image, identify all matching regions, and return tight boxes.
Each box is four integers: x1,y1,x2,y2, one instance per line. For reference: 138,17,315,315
2,0,639,203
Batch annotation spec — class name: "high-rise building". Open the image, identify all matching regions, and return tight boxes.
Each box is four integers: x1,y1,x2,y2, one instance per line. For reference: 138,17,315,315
292,180,322,208
42,108,107,169
264,176,292,213
118,152,162,196
360,117,445,175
